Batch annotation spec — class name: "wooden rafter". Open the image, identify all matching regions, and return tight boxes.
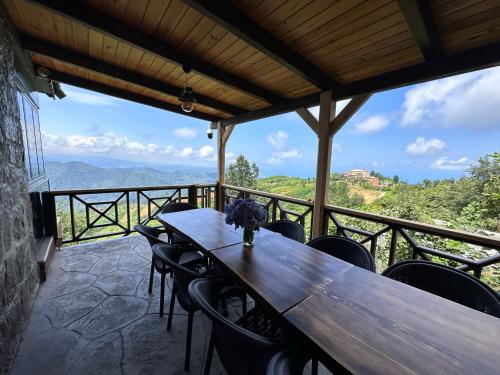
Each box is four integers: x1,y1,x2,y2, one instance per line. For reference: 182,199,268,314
398,0,444,60
182,0,337,89
22,34,246,116
296,108,318,135
28,0,283,104
46,70,219,122
329,94,372,136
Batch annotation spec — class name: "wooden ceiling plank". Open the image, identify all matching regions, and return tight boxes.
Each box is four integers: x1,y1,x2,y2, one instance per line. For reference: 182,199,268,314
44,70,220,122
28,0,282,103
183,0,336,89
398,0,445,60
23,34,245,115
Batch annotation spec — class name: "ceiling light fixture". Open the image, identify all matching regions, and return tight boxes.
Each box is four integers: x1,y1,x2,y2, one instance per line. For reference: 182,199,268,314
179,64,196,113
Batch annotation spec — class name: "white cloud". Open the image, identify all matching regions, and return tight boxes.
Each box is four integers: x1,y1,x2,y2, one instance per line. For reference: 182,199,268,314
225,152,236,164
308,99,349,120
64,88,120,107
431,156,472,170
42,131,216,162
173,127,197,139
405,137,446,156
333,143,343,152
266,157,283,165
352,115,389,134
266,130,289,149
401,67,500,128
273,149,302,159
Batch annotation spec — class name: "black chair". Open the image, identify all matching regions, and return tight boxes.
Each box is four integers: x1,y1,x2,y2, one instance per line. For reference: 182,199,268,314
263,220,306,243
306,235,376,271
382,260,500,317
159,202,197,246
152,243,209,371
189,278,291,375
134,224,203,317
266,349,312,375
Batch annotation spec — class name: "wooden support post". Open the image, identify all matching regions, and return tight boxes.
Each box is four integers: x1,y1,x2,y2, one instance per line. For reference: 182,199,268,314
216,122,235,211
188,185,198,207
312,91,335,238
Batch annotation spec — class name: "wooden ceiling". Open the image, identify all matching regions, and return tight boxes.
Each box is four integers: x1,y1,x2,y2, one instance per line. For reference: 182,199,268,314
4,0,500,124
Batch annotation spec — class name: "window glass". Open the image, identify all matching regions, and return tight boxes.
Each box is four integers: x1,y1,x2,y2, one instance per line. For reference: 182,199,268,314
33,109,45,174
25,98,40,179
16,93,32,176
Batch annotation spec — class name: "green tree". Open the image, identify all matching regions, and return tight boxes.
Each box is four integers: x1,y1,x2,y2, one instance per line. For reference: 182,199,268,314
393,175,400,183
225,154,259,189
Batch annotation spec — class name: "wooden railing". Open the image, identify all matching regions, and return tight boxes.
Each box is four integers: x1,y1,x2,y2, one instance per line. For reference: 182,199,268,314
222,184,500,281
222,184,314,239
42,184,216,244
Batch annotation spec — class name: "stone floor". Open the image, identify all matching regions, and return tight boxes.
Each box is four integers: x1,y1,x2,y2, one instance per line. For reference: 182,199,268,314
10,236,230,375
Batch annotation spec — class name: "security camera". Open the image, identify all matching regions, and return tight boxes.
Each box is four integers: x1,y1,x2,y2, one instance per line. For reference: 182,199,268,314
206,127,213,139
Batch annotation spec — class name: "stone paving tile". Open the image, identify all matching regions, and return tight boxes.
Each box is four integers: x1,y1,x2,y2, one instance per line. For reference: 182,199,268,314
11,236,228,375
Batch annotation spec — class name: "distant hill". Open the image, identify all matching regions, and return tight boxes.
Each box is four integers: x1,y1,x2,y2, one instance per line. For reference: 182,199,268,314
46,161,216,190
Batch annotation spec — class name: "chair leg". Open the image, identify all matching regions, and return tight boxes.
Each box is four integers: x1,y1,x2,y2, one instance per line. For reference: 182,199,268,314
204,326,215,375
184,311,194,371
148,256,155,294
167,285,176,331
311,358,318,375
159,270,166,317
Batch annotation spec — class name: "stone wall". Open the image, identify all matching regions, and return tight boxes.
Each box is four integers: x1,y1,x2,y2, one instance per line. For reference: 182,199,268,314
0,20,40,374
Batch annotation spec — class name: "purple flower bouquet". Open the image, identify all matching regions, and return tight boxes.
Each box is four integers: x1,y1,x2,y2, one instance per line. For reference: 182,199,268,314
224,198,267,246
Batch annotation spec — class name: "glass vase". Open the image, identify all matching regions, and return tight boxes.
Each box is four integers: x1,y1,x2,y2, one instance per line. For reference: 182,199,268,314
243,228,254,247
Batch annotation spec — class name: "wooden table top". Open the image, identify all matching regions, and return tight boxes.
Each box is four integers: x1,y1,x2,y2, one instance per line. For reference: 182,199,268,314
284,266,500,375
210,234,353,314
157,208,277,251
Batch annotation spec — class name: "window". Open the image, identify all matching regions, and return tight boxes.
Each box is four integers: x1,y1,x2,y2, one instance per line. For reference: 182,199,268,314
17,88,45,181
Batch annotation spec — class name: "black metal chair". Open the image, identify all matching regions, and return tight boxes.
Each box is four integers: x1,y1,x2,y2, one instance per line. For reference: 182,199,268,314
152,243,209,371
266,349,312,375
306,235,376,271
134,224,203,317
189,278,292,375
382,260,500,317
159,202,197,246
263,220,306,243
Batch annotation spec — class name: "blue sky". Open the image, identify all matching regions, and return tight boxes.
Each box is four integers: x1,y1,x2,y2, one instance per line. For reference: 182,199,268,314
40,67,500,183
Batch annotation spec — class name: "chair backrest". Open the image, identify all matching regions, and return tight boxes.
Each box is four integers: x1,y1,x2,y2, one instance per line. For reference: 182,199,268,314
189,278,285,375
160,202,197,214
306,235,375,271
152,244,201,312
134,224,167,248
382,260,500,317
263,220,306,243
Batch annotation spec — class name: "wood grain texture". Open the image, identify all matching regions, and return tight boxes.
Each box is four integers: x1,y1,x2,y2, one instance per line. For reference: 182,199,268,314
210,234,353,314
157,208,277,251
285,266,500,375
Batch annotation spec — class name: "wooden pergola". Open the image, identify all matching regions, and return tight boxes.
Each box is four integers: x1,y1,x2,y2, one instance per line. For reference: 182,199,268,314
4,0,500,237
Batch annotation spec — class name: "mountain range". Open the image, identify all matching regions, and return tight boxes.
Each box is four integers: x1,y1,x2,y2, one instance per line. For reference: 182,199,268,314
45,160,217,190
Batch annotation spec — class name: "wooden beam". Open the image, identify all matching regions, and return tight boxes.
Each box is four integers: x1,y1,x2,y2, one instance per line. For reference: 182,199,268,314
312,91,335,238
28,0,283,104
46,70,219,122
398,0,444,60
217,122,226,211
296,108,318,135
219,92,319,126
183,0,336,89
22,34,246,116
335,41,500,99
329,94,371,136
222,124,235,146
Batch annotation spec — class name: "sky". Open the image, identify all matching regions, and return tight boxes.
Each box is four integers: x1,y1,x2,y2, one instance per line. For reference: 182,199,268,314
39,67,500,183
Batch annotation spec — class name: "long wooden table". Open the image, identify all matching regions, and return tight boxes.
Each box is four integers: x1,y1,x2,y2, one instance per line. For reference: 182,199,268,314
158,208,500,375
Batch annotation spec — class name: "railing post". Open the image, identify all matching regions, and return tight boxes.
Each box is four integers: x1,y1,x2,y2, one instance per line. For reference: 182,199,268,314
42,191,57,237
388,227,398,266
188,185,198,207
215,182,224,212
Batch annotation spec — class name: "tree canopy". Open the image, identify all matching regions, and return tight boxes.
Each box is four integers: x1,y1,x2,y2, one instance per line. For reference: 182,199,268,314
225,154,259,189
